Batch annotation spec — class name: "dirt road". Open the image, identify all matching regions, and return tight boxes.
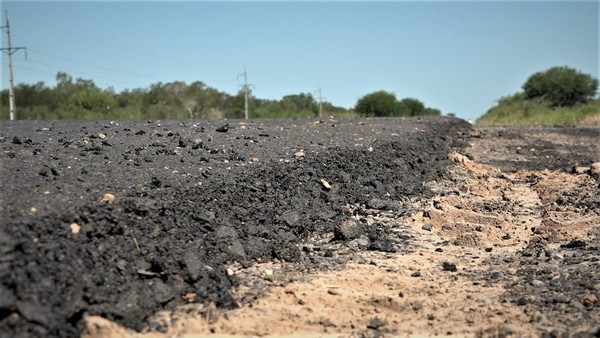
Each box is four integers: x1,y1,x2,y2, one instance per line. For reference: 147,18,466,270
1,117,598,337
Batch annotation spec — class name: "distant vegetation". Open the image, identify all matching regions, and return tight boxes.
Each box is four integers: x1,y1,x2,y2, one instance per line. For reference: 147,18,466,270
354,90,441,117
0,72,352,120
0,72,445,121
478,66,600,125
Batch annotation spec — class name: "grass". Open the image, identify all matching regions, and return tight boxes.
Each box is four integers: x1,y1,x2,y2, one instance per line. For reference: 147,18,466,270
476,95,600,125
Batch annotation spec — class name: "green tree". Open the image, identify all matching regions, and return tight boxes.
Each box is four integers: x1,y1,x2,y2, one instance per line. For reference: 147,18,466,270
280,93,318,116
399,98,425,116
355,90,403,117
523,66,598,107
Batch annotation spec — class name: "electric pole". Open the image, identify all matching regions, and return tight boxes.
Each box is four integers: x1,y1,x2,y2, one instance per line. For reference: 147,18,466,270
315,88,326,119
1,10,27,121
237,67,253,120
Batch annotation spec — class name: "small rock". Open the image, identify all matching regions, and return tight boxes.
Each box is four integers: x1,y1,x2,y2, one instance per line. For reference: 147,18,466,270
216,123,229,132
367,198,387,210
205,302,219,324
422,223,433,231
366,316,387,330
98,133,106,140
334,219,365,241
327,289,340,296
531,280,544,287
294,150,305,158
184,292,197,303
560,239,586,249
17,301,50,326
0,285,16,311
320,178,331,190
368,235,396,253
591,162,600,175
100,193,116,203
552,293,570,304
12,136,22,145
192,139,203,149
442,261,457,272
178,138,188,148
70,223,80,234
317,318,336,328
411,271,421,277
183,249,205,282
573,165,591,174
583,293,598,308
152,279,174,304
281,210,300,226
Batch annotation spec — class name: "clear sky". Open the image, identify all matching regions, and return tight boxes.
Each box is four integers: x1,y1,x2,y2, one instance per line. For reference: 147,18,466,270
1,1,598,121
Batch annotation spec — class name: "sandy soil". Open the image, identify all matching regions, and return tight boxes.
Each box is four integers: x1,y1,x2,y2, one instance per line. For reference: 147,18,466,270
82,125,600,338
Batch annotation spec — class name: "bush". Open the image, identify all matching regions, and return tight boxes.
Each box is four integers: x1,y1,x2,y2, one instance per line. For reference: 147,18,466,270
523,66,598,107
355,91,405,117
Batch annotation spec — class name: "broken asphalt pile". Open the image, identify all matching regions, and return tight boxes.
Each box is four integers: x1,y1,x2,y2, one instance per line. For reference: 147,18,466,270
0,116,471,336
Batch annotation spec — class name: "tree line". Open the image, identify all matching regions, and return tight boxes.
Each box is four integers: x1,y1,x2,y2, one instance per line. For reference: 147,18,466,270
0,72,445,120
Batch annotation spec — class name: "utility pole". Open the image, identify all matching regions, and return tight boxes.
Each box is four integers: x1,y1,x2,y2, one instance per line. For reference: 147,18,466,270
315,88,326,119
1,10,27,121
237,67,253,120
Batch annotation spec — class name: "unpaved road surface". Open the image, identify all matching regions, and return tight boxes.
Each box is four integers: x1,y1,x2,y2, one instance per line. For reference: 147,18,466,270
1,118,599,337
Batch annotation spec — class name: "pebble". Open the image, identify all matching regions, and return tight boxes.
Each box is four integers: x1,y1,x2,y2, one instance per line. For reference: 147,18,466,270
583,293,598,308
366,316,387,329
12,136,22,145
367,198,387,210
411,271,421,277
531,280,544,287
334,219,364,241
422,223,433,231
100,193,116,203
591,162,600,175
281,210,300,226
70,223,80,234
192,139,203,149
552,293,570,304
216,123,229,132
442,261,457,272
327,289,340,296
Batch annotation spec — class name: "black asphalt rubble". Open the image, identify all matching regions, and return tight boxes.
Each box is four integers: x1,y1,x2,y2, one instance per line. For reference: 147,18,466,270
0,117,471,336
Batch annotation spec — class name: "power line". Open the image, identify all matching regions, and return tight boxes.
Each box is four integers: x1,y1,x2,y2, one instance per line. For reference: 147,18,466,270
1,61,56,77
7,11,173,65
27,48,155,79
1,10,27,120
25,58,147,88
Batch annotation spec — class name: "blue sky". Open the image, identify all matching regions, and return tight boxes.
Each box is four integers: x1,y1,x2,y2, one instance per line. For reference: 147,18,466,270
1,1,598,121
